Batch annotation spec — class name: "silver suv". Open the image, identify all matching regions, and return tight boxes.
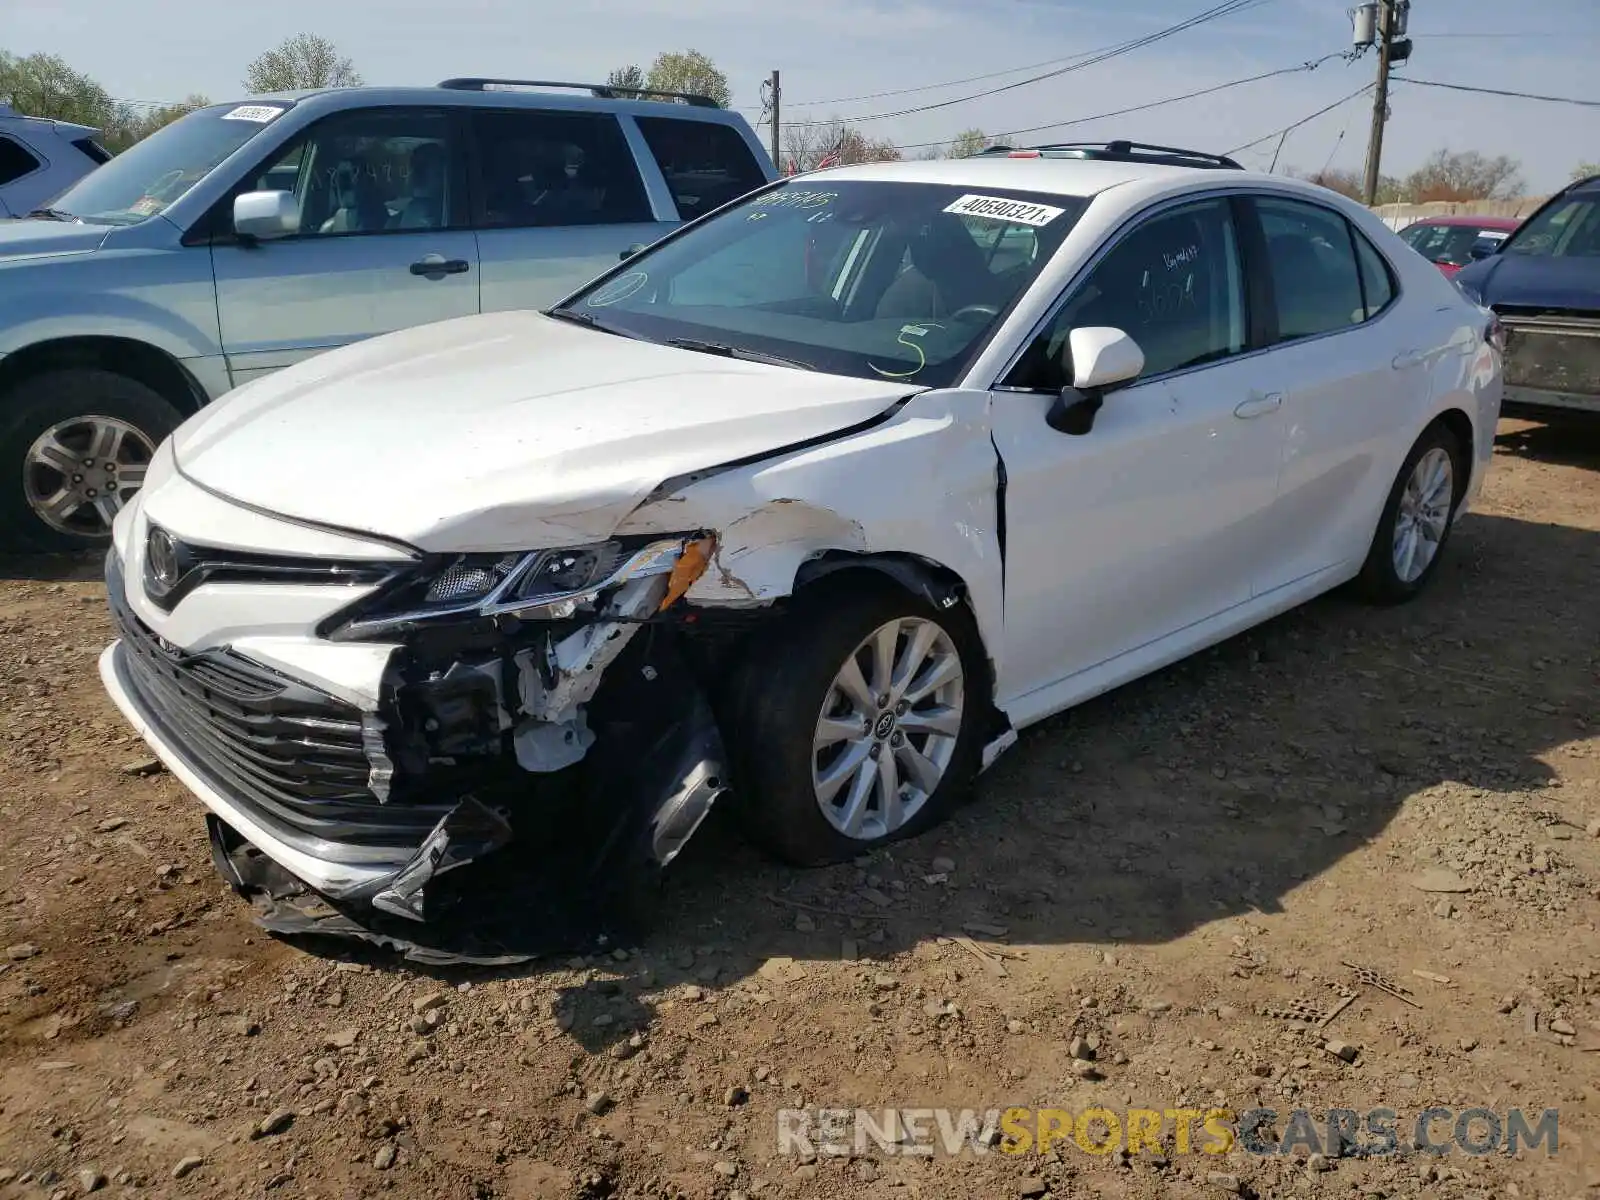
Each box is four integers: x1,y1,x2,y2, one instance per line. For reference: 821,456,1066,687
0,105,109,219
0,79,774,552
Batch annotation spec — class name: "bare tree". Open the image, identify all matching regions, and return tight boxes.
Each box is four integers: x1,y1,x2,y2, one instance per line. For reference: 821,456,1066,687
243,34,362,93
1573,162,1600,182
945,128,992,159
1402,149,1524,203
644,50,731,108
1289,166,1402,205
781,119,900,173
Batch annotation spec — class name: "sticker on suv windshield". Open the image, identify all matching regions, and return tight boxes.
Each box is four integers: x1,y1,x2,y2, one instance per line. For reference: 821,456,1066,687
222,105,285,123
943,194,1065,227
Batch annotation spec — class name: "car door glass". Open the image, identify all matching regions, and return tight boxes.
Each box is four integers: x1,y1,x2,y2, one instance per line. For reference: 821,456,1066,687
0,136,42,186
1006,197,1244,389
1258,197,1365,341
1351,227,1396,318
472,110,651,229
250,110,458,238
634,117,767,221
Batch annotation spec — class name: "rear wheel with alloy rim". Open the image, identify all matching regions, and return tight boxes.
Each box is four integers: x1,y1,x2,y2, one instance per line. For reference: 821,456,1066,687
723,578,985,865
1356,422,1465,605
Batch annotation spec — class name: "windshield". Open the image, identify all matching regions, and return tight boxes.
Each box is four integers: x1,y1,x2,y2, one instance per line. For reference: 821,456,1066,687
1503,194,1600,259
557,179,1088,387
48,102,292,225
1401,221,1509,268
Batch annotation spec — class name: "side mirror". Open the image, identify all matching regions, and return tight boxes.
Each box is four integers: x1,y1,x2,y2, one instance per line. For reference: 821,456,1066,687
233,190,298,241
1045,326,1145,436
619,242,647,261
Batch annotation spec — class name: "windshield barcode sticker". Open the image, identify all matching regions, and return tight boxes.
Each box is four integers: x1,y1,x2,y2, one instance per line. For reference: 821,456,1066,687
943,194,1065,227
222,105,284,123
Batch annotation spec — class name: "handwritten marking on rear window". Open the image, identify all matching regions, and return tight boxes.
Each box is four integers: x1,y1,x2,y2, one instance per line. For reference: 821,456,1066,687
222,105,284,123
750,189,838,211
942,194,1066,227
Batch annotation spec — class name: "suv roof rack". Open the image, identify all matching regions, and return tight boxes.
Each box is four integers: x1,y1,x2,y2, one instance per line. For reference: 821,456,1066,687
977,140,1243,170
435,78,720,108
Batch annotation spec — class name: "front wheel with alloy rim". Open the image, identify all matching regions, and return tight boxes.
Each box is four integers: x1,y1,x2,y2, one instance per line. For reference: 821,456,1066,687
1355,422,1466,605
0,368,183,553
722,580,985,866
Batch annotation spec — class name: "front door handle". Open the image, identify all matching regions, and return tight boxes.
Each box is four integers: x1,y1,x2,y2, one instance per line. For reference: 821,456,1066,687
410,254,470,278
1234,392,1283,419
1392,348,1426,370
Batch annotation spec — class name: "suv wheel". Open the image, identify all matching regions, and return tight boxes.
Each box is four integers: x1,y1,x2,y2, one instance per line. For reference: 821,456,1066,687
0,369,183,553
722,578,985,865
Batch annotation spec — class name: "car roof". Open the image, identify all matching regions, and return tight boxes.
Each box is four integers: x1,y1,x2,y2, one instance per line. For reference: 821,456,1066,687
231,83,750,123
1409,215,1520,229
788,155,1333,201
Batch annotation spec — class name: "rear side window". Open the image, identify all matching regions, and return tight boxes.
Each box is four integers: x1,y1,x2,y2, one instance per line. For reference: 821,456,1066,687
471,110,651,229
1257,196,1365,342
0,136,42,186
1351,228,1396,319
634,117,767,221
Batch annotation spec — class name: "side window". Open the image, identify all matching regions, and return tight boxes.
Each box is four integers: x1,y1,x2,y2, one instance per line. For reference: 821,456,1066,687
0,136,42,187
472,110,651,229
634,117,767,221
1008,197,1244,389
1351,227,1396,319
1257,197,1365,342
250,109,460,238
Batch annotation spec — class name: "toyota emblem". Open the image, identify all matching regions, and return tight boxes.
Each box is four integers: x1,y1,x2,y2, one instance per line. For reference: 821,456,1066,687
146,526,180,591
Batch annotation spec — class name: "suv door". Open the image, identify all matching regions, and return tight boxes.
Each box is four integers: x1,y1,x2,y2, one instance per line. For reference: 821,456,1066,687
1245,194,1416,595
469,109,673,312
210,107,479,386
989,196,1287,705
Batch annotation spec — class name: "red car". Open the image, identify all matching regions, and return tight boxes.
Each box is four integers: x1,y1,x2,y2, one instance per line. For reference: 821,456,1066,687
1397,215,1521,278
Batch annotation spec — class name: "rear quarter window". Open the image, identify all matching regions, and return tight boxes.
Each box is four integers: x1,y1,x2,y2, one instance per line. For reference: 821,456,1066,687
634,117,768,222
0,136,42,186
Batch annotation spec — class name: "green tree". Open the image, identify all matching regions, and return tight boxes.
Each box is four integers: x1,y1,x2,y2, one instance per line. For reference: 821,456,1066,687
644,50,731,108
946,128,992,159
243,33,361,93
0,50,115,127
605,65,646,95
1574,162,1600,182
108,94,211,150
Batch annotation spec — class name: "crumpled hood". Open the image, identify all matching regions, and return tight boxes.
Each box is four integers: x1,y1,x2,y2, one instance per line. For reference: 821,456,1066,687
173,310,917,552
0,218,110,261
1455,252,1600,312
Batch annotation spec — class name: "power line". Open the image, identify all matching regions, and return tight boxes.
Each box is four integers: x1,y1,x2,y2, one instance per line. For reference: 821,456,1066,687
1394,77,1600,107
786,0,1272,127
1224,82,1374,156
894,53,1349,152
1417,31,1600,39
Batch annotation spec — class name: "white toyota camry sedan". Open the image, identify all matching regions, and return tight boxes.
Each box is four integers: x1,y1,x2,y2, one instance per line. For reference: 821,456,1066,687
98,141,1503,932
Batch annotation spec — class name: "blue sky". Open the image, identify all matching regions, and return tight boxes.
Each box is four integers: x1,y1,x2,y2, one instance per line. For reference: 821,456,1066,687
13,0,1598,193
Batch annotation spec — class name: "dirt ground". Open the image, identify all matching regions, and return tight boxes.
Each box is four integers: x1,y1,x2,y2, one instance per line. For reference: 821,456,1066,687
0,417,1597,1200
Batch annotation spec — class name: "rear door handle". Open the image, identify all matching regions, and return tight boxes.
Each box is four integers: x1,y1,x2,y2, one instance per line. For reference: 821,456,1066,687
410,254,470,278
1392,348,1426,369
1234,392,1283,419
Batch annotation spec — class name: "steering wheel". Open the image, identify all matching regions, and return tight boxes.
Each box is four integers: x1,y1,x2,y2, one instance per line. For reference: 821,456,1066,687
949,303,1000,322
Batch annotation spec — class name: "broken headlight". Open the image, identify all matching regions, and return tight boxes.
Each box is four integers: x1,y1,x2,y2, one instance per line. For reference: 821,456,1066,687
323,537,710,641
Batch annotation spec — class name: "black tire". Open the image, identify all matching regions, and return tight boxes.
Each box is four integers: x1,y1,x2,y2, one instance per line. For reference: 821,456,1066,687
0,368,184,554
719,575,987,866
1353,421,1466,605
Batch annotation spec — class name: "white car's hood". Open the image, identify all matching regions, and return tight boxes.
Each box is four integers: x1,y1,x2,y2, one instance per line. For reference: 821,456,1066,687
173,311,917,552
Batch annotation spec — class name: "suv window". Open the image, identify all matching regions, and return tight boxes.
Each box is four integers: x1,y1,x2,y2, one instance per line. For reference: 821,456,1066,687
1258,197,1365,341
1008,197,1245,388
634,117,766,221
251,109,461,237
471,110,651,229
0,136,42,187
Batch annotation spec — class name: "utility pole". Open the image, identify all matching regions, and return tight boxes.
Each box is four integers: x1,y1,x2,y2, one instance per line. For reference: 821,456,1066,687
1357,0,1412,205
768,70,781,171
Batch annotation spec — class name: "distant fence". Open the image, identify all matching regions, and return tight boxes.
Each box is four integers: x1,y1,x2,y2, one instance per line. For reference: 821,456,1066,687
1369,197,1549,231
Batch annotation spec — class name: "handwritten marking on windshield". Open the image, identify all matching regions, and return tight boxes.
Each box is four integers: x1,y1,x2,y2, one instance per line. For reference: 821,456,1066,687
586,271,650,308
750,189,838,211
869,323,942,380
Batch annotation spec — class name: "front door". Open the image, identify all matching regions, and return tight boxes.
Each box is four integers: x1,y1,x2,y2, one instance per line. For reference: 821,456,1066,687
989,196,1287,706
211,107,479,386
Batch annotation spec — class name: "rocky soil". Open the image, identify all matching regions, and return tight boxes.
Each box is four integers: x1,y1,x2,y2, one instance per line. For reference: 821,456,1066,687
0,417,1596,1199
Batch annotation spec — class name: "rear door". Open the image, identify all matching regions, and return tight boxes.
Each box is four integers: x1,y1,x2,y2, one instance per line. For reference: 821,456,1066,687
211,107,479,386
469,109,673,311
1245,194,1422,595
